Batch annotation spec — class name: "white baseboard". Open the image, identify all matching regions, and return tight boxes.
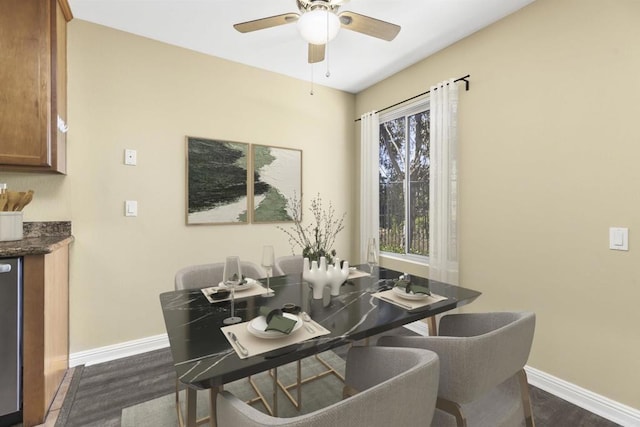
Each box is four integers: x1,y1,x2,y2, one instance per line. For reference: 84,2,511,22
69,333,169,367
70,329,639,426
70,326,428,367
525,366,640,427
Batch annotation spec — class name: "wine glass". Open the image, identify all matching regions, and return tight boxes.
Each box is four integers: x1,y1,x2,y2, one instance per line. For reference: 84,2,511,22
223,256,242,325
261,245,275,297
366,237,379,292
367,237,378,274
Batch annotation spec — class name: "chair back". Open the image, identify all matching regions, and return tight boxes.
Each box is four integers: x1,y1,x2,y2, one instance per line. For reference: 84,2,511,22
274,255,303,276
434,312,535,404
175,261,266,290
216,346,439,427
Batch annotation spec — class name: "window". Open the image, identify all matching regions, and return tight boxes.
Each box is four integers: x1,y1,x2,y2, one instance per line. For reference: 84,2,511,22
361,79,458,280
378,100,429,259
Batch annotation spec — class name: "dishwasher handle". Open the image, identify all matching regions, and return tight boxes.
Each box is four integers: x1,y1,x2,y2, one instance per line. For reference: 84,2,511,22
0,263,12,273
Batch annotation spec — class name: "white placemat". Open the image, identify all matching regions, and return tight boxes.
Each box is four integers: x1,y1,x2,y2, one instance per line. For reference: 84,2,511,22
221,315,331,359
372,288,447,311
348,269,371,279
201,282,273,303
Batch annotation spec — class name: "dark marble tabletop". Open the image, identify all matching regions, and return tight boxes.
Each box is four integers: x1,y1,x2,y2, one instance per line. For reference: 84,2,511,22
159,267,481,390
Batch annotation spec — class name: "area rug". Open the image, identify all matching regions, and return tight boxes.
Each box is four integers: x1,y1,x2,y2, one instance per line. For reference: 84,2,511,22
121,350,346,426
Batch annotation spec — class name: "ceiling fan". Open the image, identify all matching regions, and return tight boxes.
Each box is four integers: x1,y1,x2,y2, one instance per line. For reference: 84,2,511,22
233,0,401,64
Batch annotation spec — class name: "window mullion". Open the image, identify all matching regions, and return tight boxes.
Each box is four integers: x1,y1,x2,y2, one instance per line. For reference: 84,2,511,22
404,115,410,255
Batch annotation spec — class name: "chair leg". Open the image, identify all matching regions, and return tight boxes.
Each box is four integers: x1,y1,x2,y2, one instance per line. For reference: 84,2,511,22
175,378,183,427
436,397,467,427
208,387,221,427
176,378,217,427
517,369,536,427
185,386,198,427
426,316,438,336
342,384,359,399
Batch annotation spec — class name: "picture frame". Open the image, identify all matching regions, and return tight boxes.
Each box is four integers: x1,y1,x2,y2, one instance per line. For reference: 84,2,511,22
186,136,249,225
251,144,302,223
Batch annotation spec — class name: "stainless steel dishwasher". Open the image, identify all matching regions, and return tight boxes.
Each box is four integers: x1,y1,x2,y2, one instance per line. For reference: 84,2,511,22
0,258,22,426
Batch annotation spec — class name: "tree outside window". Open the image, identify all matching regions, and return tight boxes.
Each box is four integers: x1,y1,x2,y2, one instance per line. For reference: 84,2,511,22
379,106,429,258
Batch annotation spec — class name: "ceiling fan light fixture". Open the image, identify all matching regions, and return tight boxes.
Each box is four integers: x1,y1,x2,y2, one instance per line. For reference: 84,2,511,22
297,9,340,44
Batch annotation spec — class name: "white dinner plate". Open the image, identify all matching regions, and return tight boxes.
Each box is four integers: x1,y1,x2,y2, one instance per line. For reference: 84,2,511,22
392,286,430,301
247,313,303,339
218,278,258,292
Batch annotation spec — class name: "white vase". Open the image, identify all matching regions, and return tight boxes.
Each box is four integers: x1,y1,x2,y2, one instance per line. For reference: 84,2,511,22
328,258,350,296
303,257,330,299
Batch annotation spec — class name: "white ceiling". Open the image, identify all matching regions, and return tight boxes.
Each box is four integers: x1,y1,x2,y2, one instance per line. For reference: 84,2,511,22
68,0,535,94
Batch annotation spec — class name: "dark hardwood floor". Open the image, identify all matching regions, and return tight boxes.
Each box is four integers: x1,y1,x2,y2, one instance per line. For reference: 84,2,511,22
51,327,620,427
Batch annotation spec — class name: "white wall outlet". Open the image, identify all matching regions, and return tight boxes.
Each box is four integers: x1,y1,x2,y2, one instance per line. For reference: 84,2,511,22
125,200,138,217
124,149,137,166
609,227,628,251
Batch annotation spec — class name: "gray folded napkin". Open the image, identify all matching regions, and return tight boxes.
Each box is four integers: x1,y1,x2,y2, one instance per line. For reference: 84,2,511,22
258,307,298,334
394,279,431,296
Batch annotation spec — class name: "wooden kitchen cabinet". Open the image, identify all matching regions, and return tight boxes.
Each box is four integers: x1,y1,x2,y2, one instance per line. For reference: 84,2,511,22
0,222,73,427
0,0,73,174
22,242,70,427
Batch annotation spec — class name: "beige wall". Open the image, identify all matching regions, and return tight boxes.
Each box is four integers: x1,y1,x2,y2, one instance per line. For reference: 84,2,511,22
356,0,640,409
1,20,355,353
3,0,639,411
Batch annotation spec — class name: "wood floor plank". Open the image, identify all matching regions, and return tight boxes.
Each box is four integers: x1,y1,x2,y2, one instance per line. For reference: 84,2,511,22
50,328,620,427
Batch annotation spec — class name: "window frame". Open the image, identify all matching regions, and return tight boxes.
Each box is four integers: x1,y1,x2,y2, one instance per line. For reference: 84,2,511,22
378,97,430,264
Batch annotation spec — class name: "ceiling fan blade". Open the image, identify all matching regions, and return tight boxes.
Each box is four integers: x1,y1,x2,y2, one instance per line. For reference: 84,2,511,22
234,13,299,33
308,44,325,63
339,11,400,41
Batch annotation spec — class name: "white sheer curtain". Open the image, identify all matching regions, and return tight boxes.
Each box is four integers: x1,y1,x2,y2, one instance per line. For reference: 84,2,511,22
359,111,379,263
429,79,459,284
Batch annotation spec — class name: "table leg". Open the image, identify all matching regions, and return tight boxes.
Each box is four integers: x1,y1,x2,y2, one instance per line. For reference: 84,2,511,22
185,387,197,427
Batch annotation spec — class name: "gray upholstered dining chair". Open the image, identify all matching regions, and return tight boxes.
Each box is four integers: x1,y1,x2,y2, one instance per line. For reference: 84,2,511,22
377,311,536,427
273,255,303,277
216,346,440,427
175,261,267,290
173,261,267,425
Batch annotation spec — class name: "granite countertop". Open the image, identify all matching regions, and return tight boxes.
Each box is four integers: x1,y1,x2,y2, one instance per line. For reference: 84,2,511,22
0,221,74,257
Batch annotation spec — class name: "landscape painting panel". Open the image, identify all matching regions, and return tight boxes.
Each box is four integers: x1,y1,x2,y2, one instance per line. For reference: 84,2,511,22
252,145,302,222
187,137,249,224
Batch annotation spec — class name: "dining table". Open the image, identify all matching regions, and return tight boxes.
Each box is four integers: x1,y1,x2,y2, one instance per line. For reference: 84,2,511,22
159,266,481,427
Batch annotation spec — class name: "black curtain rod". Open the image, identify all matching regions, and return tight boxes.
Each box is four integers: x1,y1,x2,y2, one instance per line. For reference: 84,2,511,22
354,74,470,122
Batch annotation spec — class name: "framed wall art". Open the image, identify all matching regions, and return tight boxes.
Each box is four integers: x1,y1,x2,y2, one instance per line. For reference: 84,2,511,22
251,144,302,223
186,136,249,225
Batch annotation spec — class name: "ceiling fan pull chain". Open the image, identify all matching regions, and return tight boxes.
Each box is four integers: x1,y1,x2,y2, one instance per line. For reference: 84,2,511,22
310,65,315,95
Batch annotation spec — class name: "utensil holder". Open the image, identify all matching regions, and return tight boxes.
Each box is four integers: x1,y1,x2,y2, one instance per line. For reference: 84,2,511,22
0,212,23,241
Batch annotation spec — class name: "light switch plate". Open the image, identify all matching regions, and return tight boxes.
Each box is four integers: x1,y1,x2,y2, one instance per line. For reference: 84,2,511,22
125,200,138,217
609,227,628,251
